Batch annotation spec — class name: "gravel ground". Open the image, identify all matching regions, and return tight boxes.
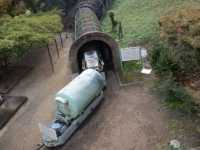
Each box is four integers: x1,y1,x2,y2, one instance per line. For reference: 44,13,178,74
0,36,169,150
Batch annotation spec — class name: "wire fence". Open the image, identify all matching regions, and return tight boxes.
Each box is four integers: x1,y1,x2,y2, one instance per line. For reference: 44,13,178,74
15,32,67,72
0,32,68,94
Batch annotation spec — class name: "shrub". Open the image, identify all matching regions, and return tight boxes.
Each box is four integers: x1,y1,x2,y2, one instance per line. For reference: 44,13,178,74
150,42,179,77
0,0,11,15
150,41,199,114
160,7,200,49
155,75,197,114
159,7,200,74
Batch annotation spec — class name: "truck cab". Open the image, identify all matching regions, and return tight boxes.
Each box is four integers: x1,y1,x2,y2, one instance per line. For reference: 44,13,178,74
82,50,104,72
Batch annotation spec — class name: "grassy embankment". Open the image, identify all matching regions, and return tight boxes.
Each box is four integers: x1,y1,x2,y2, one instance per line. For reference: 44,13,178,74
102,0,199,79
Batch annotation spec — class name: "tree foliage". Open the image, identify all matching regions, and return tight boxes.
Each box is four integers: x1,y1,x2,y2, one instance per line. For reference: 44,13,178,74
0,0,38,15
0,0,65,68
0,11,63,61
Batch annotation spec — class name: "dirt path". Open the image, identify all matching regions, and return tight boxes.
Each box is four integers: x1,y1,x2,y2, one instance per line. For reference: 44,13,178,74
0,36,169,150
60,72,169,150
0,35,73,150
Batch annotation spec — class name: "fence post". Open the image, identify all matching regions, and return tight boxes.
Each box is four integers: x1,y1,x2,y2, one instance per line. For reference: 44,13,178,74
47,43,54,73
54,39,60,58
59,33,64,48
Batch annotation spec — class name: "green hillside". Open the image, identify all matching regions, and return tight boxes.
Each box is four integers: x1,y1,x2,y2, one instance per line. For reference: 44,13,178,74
102,0,200,47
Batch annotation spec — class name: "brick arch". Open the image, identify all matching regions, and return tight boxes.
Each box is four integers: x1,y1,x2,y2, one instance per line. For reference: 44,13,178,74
69,31,121,73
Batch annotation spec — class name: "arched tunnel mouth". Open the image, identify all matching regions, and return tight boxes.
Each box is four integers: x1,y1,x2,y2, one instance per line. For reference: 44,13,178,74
77,40,114,73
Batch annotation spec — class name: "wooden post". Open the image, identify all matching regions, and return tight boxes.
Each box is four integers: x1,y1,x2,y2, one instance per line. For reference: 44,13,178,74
59,33,64,48
47,43,54,73
54,39,60,58
118,22,123,40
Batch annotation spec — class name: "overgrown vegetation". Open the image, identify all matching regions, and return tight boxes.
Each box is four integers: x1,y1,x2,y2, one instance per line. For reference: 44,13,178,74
159,7,200,74
150,7,200,113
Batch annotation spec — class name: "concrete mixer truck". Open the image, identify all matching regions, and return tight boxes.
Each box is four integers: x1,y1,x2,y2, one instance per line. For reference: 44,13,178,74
39,68,106,147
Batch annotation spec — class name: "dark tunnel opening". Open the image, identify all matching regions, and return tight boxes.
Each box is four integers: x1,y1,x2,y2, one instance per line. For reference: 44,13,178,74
77,40,114,73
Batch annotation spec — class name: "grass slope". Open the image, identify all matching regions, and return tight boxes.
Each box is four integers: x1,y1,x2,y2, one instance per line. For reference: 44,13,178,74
102,0,200,47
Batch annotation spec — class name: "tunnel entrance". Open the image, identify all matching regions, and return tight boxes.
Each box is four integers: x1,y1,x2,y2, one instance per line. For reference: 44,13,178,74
69,32,121,74
77,40,113,72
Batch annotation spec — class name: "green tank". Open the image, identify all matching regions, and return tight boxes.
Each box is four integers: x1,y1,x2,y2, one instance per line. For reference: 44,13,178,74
55,69,105,122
